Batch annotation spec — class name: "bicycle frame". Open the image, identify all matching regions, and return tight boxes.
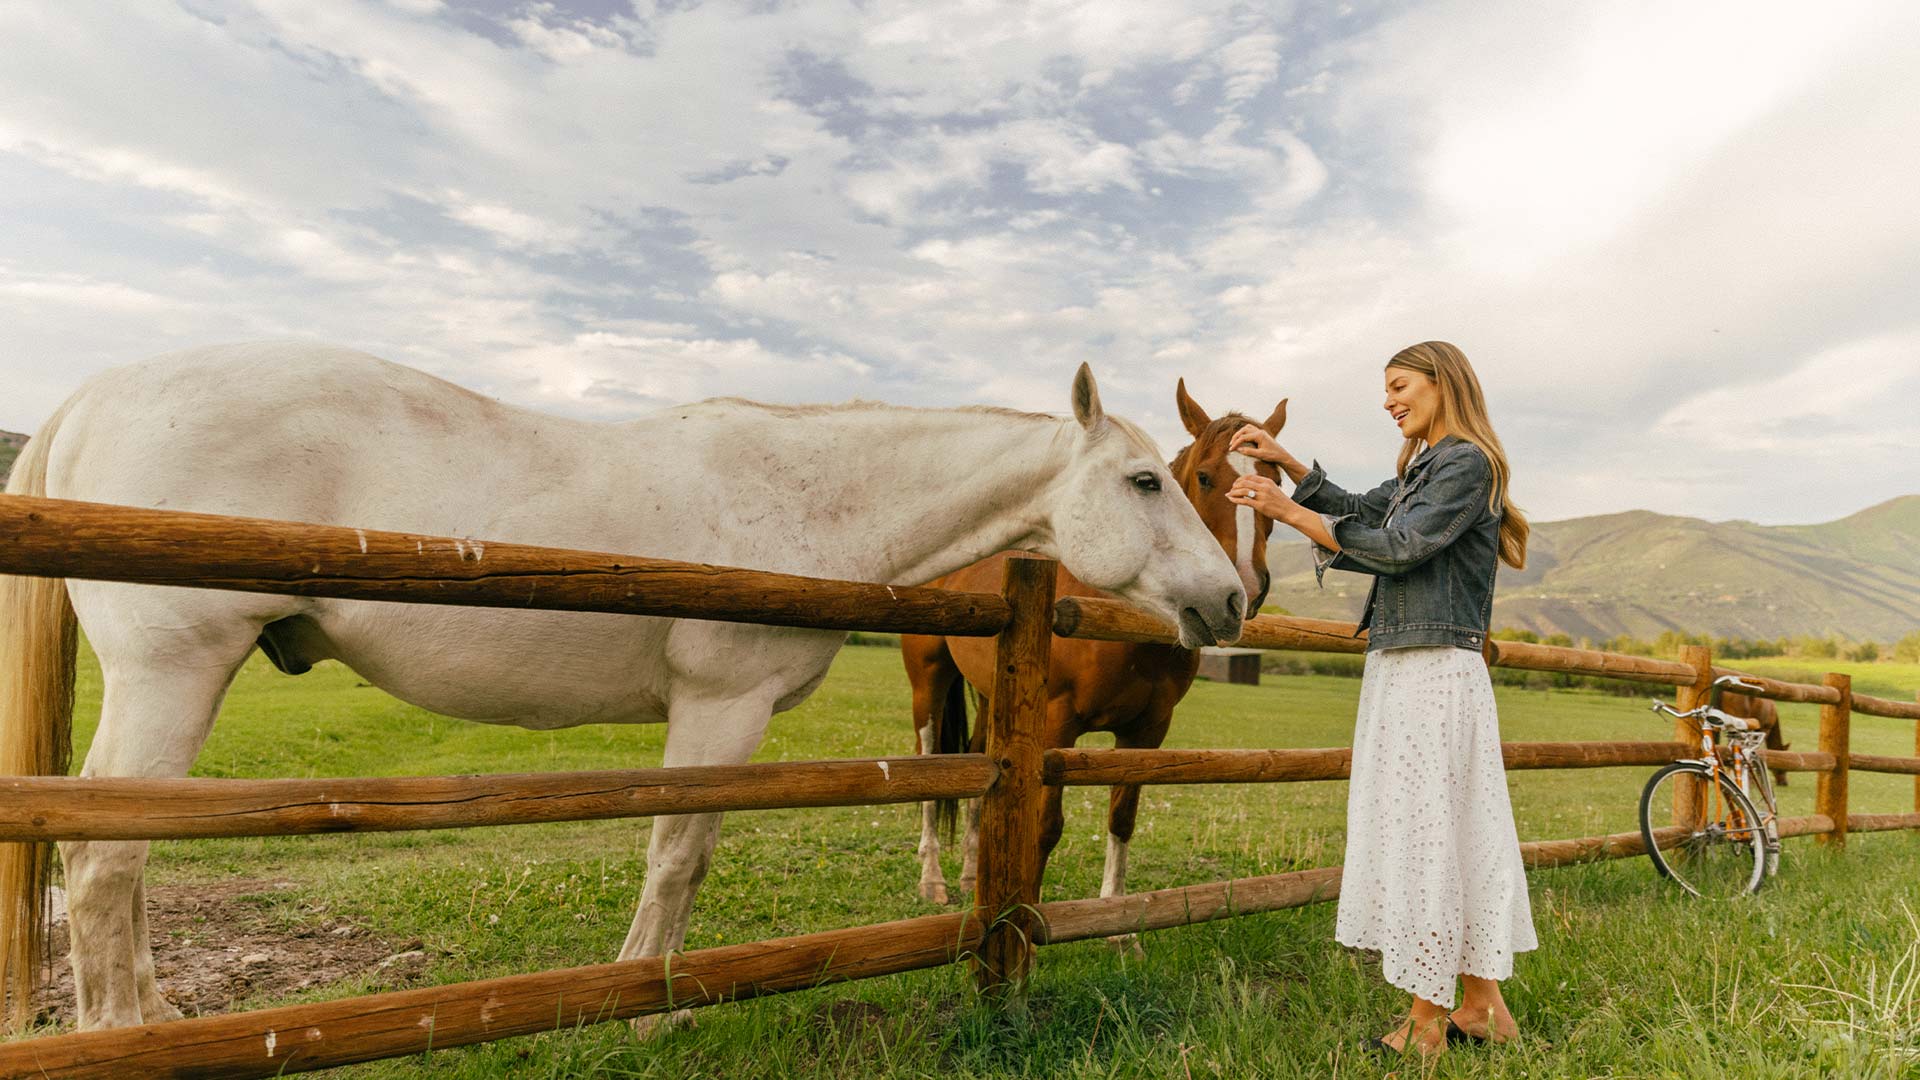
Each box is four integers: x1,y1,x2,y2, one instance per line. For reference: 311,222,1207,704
1666,680,1782,865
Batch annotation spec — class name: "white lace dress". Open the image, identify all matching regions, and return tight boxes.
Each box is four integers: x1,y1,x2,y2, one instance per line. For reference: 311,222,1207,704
1334,644,1538,1007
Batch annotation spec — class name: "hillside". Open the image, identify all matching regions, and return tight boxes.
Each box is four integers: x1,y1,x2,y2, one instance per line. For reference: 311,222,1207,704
0,430,24,487
1266,494,1920,642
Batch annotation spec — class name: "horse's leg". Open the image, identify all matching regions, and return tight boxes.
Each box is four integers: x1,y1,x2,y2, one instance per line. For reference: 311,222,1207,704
957,694,989,899
1763,701,1790,787
63,637,250,1029
1033,699,1077,898
1102,718,1169,956
902,635,958,904
956,796,983,900
621,691,773,1038
1102,783,1143,900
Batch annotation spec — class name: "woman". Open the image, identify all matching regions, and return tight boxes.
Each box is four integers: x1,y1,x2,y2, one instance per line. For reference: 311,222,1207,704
1226,341,1535,1057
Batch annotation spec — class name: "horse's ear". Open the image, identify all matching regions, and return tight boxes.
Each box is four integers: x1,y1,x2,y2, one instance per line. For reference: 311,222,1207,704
1175,378,1210,438
1071,363,1104,431
1261,398,1288,436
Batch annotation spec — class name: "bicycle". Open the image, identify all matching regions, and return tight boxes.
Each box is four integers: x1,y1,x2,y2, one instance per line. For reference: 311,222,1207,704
1637,673,1781,897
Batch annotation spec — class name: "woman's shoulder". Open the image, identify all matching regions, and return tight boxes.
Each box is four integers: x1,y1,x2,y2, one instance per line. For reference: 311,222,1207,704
1428,438,1491,476
1417,440,1494,501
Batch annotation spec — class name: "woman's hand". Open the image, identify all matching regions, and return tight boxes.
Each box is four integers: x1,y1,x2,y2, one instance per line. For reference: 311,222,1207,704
1226,474,1301,524
1230,424,1309,485
1228,423,1288,464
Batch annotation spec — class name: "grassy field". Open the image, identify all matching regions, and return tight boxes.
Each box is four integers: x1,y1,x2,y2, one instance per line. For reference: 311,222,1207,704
42,641,1920,1077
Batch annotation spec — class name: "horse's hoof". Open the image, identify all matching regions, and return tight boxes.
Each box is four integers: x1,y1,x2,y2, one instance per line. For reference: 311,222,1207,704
1106,933,1144,959
630,1008,695,1041
957,877,977,898
141,996,186,1025
919,881,949,905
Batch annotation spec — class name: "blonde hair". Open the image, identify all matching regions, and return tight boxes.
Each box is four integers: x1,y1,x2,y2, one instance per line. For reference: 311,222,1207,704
1385,341,1529,570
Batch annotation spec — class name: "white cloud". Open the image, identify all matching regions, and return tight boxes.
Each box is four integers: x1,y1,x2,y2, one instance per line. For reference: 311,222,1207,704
0,0,1912,528
1352,0,1895,272
0,270,176,314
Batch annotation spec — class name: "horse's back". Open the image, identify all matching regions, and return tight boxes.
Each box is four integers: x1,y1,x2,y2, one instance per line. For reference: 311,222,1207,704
46,342,585,532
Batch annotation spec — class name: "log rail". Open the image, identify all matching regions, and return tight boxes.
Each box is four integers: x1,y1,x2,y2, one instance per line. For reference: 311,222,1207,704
0,756,997,842
0,495,1010,637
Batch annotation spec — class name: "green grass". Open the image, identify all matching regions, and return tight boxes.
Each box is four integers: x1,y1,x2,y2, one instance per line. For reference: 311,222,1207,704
51,644,1920,1077
1733,658,1920,707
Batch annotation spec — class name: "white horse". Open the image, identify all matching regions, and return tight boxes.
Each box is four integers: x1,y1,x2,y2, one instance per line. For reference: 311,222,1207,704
0,341,1246,1032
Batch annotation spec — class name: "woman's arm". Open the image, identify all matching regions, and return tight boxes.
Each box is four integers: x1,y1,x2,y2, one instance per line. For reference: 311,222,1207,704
1225,477,1337,546
1292,463,1398,527
1229,449,1492,583
1318,451,1492,576
1229,424,1394,527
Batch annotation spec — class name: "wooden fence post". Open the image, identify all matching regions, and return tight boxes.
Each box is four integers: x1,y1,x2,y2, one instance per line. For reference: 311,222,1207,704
1672,645,1714,830
973,554,1056,1001
1816,672,1851,847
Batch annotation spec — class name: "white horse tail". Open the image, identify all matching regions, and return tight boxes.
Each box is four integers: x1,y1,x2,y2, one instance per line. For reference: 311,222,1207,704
0,400,78,1029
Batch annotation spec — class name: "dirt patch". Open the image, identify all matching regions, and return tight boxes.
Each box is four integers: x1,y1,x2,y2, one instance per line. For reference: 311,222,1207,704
811,998,890,1036
36,878,429,1027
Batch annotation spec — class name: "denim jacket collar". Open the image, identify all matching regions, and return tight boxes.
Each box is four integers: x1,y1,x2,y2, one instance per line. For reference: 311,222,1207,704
1405,433,1463,477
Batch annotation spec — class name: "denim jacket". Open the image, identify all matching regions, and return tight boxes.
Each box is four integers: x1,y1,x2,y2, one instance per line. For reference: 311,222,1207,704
1291,434,1500,653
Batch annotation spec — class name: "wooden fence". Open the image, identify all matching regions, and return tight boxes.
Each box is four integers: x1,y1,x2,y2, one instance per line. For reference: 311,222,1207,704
0,493,1915,1078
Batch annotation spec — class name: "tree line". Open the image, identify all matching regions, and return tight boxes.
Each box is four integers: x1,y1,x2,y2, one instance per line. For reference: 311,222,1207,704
1490,627,1919,665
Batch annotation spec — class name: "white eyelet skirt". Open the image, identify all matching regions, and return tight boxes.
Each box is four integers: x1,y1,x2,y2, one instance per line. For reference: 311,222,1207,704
1334,644,1538,1007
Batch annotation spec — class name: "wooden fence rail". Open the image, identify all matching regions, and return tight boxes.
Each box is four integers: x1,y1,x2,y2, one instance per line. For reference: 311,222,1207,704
1042,743,1838,787
0,911,986,1080
0,493,1915,1078
0,495,1009,637
0,756,997,842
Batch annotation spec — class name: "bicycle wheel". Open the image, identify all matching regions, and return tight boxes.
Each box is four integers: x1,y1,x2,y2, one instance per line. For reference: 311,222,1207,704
1638,762,1766,897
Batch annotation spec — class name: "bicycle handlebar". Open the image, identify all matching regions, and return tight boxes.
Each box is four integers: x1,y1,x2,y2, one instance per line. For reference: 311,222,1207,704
1648,698,1761,731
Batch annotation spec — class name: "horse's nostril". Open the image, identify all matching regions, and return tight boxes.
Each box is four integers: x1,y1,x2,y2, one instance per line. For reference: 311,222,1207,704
1225,592,1243,623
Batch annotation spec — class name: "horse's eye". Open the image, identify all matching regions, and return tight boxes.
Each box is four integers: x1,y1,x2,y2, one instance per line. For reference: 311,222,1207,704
1130,472,1161,493
1197,472,1213,490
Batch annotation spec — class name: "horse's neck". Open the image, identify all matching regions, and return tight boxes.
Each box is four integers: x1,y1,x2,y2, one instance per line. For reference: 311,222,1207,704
840,410,1072,586
694,407,1072,587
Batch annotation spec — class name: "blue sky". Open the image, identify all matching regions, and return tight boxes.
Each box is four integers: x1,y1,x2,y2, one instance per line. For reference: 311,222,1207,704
2,1,1915,525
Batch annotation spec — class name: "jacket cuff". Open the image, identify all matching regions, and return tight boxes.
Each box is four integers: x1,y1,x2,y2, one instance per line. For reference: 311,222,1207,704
1291,460,1328,509
1310,511,1351,588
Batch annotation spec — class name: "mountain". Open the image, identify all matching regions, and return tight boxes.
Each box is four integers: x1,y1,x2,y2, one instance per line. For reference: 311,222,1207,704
1265,495,1920,642
0,430,25,488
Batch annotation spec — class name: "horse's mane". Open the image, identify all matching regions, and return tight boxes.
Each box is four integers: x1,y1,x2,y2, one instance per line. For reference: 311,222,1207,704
1101,414,1165,459
695,397,1050,423
695,396,1166,460
1168,413,1256,473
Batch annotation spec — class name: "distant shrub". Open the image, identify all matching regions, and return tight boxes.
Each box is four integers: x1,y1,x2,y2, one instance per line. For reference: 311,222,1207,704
1795,636,1840,659
1846,640,1880,663
1259,651,1366,679
1604,634,1655,656
1894,631,1920,664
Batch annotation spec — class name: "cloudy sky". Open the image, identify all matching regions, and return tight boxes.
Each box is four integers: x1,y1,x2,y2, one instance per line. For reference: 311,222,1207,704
3,0,1915,525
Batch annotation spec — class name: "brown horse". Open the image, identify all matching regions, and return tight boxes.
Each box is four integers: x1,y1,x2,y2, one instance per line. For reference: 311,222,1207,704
900,382,1288,908
1721,689,1792,787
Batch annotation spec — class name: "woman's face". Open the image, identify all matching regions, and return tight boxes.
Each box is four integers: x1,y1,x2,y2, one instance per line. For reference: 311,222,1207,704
1383,366,1442,442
